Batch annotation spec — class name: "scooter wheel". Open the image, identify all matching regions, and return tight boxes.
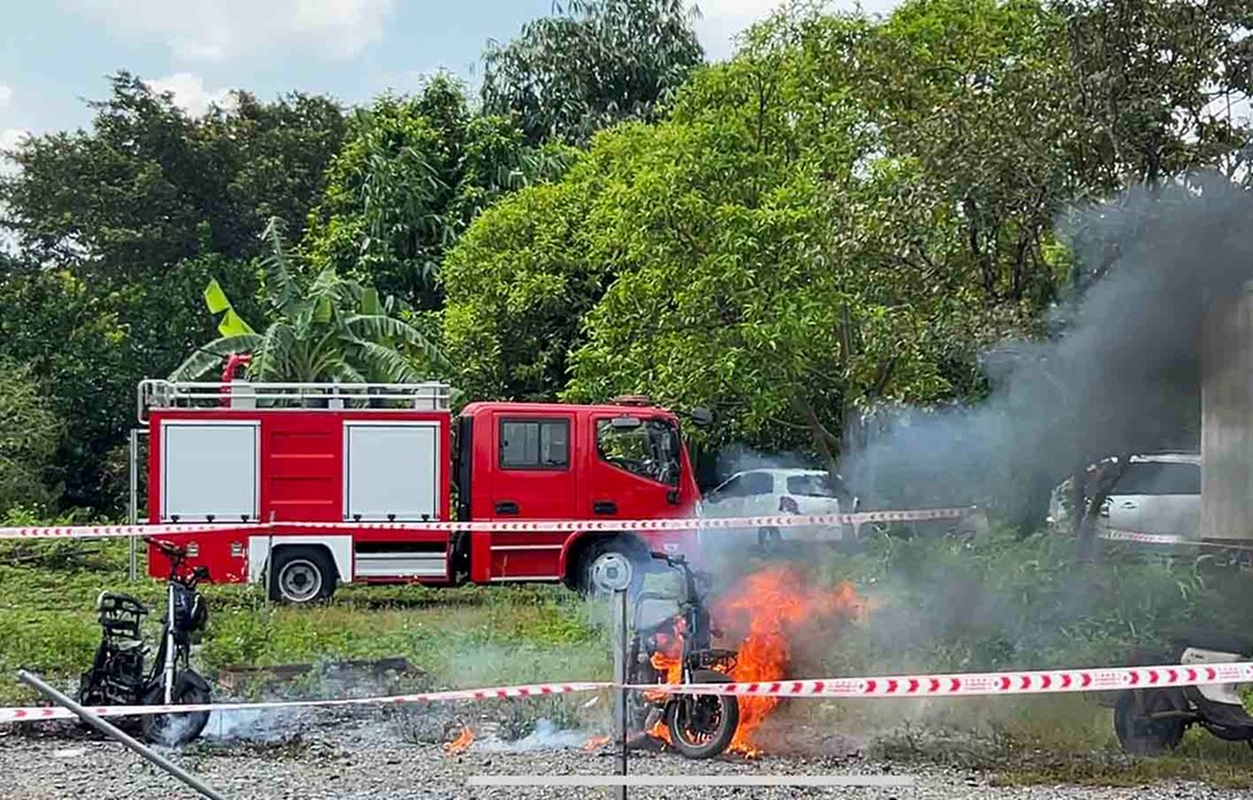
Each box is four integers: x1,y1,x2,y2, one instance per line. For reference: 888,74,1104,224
666,670,739,759
1114,691,1185,755
141,675,211,747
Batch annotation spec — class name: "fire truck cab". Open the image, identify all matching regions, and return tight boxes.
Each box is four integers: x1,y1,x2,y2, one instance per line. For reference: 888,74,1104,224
140,380,704,602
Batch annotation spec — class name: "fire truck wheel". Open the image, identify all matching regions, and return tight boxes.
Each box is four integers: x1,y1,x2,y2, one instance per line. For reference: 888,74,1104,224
578,539,644,598
270,547,338,604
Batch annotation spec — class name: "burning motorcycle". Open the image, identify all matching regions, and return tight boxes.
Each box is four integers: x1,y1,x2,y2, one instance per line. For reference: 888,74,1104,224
77,537,212,745
626,551,740,758
1110,632,1253,754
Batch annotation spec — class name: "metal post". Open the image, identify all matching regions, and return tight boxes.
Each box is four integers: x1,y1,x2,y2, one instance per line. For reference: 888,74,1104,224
612,587,628,800
16,670,230,800
128,428,139,582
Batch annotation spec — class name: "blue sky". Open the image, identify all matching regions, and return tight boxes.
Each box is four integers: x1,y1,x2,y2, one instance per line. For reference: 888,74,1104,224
0,0,897,153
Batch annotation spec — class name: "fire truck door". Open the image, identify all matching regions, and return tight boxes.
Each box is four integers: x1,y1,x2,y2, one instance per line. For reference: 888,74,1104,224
490,414,577,519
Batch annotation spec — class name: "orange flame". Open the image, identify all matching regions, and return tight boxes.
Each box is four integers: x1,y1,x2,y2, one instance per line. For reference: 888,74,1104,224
717,566,864,755
444,725,475,755
582,735,611,751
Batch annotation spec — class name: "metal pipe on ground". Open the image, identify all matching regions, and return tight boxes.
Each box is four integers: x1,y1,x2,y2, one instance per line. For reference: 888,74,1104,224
16,670,231,800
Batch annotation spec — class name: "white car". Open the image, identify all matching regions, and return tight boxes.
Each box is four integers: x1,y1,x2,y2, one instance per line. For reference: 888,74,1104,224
1048,453,1200,537
700,468,853,544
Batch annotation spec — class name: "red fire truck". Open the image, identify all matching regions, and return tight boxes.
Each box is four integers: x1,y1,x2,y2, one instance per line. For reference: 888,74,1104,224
139,379,707,602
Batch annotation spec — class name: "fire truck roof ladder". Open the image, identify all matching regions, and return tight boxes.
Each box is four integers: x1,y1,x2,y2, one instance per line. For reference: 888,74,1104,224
137,379,452,422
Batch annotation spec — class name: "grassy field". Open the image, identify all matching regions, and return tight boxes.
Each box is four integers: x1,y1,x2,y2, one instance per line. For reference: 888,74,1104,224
6,533,1253,788
0,539,609,706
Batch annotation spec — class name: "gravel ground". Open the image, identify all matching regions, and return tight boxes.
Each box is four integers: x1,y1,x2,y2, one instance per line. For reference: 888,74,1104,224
2,712,1250,800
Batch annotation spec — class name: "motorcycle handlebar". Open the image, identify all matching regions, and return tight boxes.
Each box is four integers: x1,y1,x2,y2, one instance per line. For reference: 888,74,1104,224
143,536,187,560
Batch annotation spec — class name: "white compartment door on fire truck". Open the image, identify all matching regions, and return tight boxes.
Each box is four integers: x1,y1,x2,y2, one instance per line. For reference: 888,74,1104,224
343,421,440,522
343,421,445,580
161,420,260,522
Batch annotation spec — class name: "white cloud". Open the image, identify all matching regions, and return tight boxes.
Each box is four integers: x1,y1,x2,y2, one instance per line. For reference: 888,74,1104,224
63,0,394,62
0,84,12,110
693,0,903,61
145,73,236,117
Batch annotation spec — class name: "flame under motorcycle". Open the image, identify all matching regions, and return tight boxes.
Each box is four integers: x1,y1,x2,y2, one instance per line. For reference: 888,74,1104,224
77,537,212,746
625,551,740,759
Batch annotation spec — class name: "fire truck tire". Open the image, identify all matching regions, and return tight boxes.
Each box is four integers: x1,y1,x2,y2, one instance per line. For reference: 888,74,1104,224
577,538,644,597
269,546,338,604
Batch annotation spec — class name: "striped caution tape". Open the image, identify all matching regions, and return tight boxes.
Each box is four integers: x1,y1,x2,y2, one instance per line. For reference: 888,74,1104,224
0,522,263,541
0,508,973,541
0,681,611,723
7,661,1252,724
630,661,1253,699
1100,529,1186,545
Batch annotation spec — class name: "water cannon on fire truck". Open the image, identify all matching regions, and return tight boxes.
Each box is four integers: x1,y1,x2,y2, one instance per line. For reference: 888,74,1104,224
136,377,713,603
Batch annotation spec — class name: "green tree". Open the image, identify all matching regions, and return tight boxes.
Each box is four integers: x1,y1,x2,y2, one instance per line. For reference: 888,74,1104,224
481,0,704,145
0,359,64,512
305,76,572,310
173,220,445,383
0,73,342,508
1,73,345,280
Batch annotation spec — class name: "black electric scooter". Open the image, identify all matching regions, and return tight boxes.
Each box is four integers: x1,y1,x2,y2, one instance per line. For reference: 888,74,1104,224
77,537,212,745
1111,632,1253,754
626,551,740,759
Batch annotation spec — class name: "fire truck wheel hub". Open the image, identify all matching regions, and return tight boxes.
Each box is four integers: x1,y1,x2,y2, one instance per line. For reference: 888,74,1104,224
278,559,323,603
590,551,633,593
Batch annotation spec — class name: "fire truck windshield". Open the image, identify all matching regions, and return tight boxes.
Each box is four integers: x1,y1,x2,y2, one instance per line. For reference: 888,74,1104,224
596,417,681,486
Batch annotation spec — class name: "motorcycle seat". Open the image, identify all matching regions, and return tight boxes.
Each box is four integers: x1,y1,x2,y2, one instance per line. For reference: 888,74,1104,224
97,591,148,616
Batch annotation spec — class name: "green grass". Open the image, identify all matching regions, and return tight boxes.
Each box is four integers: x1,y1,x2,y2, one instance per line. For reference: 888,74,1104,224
6,532,1253,790
0,539,609,706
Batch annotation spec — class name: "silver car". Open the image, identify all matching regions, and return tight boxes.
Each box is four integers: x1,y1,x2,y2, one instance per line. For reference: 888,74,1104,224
700,468,853,544
1048,453,1200,537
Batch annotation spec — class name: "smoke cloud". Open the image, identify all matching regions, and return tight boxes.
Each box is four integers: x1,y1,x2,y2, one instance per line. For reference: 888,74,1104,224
840,176,1253,525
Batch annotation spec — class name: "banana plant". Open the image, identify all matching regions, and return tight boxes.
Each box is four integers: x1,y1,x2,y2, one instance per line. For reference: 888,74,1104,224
171,218,447,383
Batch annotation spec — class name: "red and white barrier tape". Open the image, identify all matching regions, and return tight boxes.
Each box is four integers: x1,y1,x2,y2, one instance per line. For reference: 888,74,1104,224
7,661,1252,723
0,681,610,723
0,508,972,541
1100,529,1186,546
0,522,262,542
632,661,1253,699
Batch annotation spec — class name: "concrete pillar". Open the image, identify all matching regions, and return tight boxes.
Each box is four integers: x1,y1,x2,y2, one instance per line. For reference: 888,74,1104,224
1201,282,1253,541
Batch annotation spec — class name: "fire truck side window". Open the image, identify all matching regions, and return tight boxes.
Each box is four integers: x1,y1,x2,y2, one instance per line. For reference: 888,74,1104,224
500,419,569,469
596,418,681,486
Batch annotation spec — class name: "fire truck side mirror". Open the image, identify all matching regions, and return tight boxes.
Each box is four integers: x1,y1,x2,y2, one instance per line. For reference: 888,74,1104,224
688,407,714,428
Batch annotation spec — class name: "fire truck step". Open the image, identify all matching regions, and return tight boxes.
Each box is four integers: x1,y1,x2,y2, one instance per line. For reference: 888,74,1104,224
354,551,448,578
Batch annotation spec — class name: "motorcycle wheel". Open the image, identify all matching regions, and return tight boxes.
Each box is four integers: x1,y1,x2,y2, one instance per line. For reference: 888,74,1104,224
666,670,739,759
141,673,211,747
1114,691,1185,755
